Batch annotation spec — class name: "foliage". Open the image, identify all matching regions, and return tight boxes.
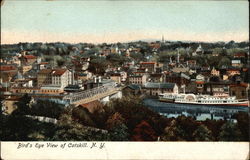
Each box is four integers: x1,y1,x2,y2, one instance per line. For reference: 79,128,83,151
232,112,249,141
132,120,157,141
106,112,129,141
192,125,213,141
12,94,32,115
72,106,96,127
30,99,64,119
218,121,242,141
88,57,108,75
0,114,56,141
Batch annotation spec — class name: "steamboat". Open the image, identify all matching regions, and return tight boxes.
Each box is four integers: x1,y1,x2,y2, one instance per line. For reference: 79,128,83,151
158,93,249,107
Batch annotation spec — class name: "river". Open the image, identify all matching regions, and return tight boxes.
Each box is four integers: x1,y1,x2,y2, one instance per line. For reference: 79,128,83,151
143,98,249,121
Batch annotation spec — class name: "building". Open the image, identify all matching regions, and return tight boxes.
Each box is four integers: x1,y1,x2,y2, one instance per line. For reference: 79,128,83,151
139,62,156,73
165,72,190,87
231,60,242,67
123,84,142,95
226,68,240,77
76,72,93,82
234,52,247,58
128,74,148,86
149,73,164,83
19,65,32,74
195,74,205,94
109,73,122,84
1,97,20,114
21,55,37,65
143,82,178,96
172,66,189,73
211,67,220,76
186,60,197,67
37,69,72,89
204,82,230,96
192,44,204,56
84,77,116,90
229,83,248,99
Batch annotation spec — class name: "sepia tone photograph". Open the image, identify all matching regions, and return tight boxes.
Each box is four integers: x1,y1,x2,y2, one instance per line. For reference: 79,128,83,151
0,0,249,159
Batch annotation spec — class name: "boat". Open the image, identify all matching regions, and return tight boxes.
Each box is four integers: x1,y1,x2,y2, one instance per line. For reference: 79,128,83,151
158,93,249,107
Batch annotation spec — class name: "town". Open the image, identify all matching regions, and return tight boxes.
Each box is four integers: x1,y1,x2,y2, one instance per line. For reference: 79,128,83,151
1,39,249,141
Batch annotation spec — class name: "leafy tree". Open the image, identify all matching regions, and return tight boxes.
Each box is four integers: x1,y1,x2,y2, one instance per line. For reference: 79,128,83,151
218,57,231,68
52,111,109,141
72,106,96,127
203,119,225,141
30,99,64,119
132,120,157,141
233,112,249,141
218,122,242,141
88,57,108,75
106,112,129,141
175,116,199,141
161,120,182,141
12,94,31,115
192,125,213,141
1,115,56,141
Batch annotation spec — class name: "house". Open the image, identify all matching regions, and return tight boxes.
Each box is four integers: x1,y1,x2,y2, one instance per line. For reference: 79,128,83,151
234,52,247,58
186,60,197,67
14,79,33,88
211,67,220,76
84,77,116,90
109,73,122,84
229,83,248,99
76,72,93,82
1,97,21,114
143,82,178,96
149,73,164,83
19,65,32,74
0,65,17,73
172,66,189,73
231,60,242,67
226,68,240,77
21,55,37,65
123,84,142,95
128,74,148,86
165,72,190,87
38,62,50,70
139,62,156,73
204,82,231,96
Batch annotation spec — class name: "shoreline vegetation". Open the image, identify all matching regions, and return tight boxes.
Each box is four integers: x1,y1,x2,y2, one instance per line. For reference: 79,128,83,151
1,94,249,141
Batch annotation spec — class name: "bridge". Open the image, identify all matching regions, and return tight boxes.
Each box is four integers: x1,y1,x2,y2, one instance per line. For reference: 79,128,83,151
62,85,122,105
2,85,122,106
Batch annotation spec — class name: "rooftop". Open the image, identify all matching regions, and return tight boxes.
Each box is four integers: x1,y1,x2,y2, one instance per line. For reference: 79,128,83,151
144,82,176,89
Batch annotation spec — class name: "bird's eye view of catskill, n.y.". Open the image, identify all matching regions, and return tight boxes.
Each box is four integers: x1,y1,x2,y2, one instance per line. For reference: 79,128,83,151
1,0,249,154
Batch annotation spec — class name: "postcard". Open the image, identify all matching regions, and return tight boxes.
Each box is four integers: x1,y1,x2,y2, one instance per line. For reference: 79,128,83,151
1,0,249,159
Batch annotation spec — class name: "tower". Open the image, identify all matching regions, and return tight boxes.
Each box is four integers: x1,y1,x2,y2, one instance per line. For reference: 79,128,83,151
162,35,164,43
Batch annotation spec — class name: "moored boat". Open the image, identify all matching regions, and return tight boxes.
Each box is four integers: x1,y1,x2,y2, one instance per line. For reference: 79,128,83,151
159,93,249,107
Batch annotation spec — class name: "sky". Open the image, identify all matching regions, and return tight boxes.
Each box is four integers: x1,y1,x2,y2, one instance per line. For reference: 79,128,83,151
1,0,249,44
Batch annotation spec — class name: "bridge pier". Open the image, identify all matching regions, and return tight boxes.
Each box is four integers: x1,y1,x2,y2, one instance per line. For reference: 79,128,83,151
110,91,122,99
101,96,110,104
